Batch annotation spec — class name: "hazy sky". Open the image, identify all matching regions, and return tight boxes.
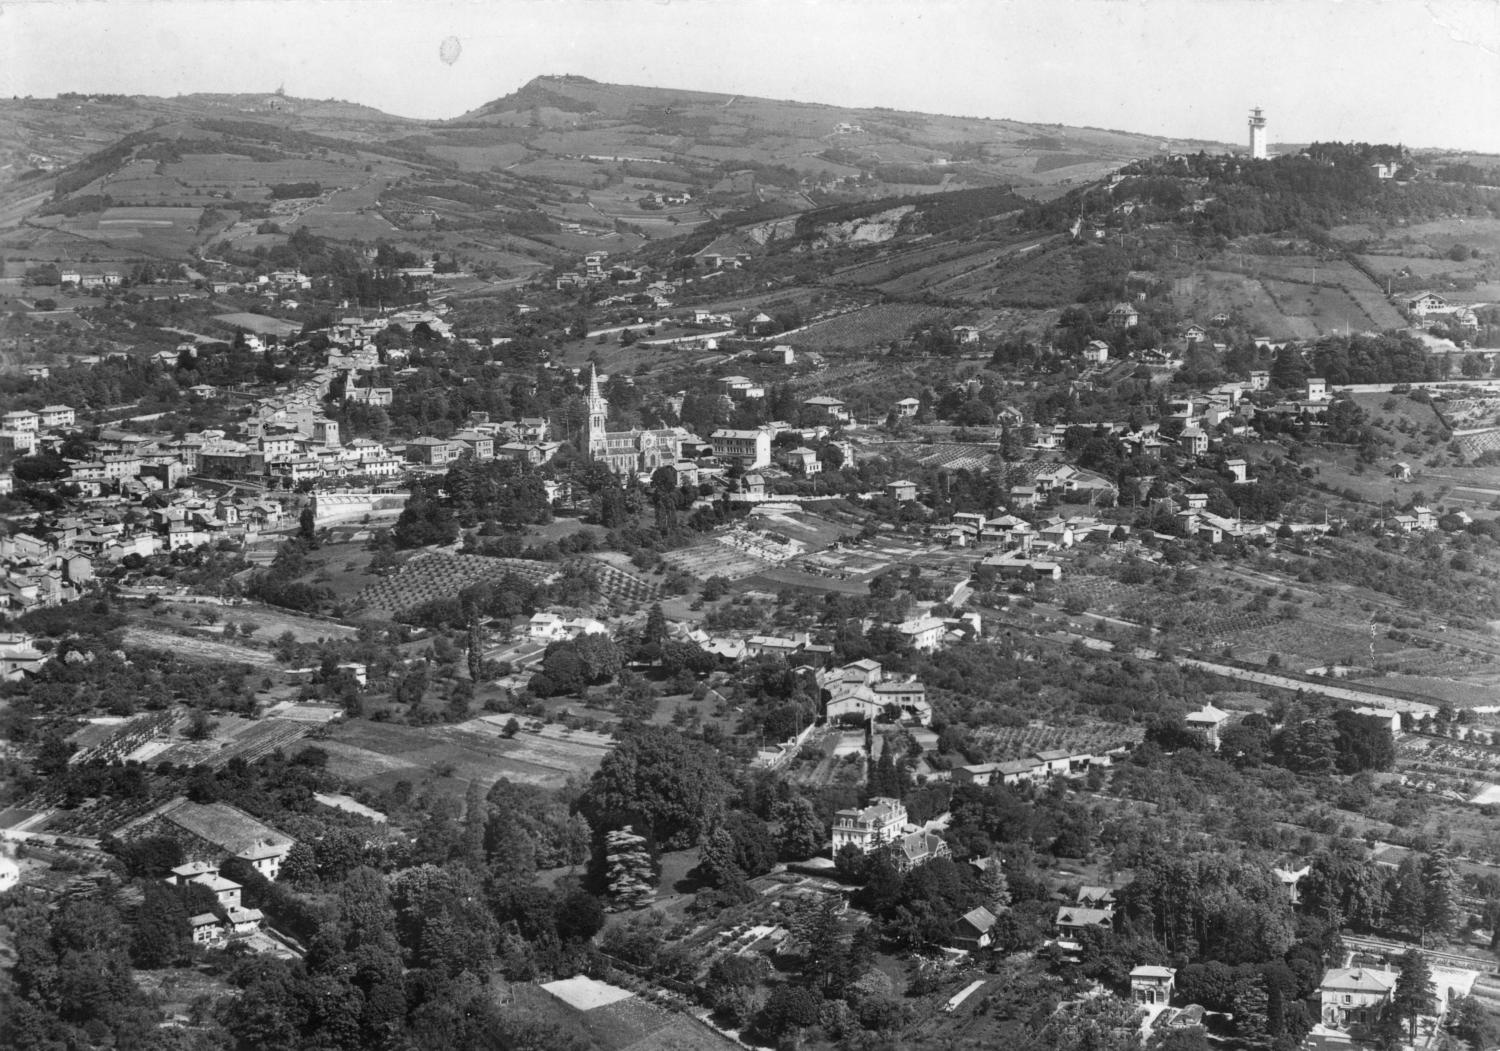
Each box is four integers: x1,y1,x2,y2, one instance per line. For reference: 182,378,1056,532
4,0,1500,152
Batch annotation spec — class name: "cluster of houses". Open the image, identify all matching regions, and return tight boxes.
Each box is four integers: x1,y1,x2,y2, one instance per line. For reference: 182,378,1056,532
1388,503,1439,535
818,658,934,725
116,797,294,949
206,268,315,298
0,489,284,612
167,859,268,947
0,404,77,457
57,269,124,291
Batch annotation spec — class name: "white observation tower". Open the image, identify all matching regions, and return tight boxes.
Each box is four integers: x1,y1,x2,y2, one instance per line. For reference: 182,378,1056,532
1248,107,1268,160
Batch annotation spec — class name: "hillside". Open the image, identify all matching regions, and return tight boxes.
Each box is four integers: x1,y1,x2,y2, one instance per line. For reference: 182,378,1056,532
0,77,1206,284
453,74,1194,193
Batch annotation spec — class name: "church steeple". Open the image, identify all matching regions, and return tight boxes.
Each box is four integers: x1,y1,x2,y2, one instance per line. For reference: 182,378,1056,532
585,363,608,457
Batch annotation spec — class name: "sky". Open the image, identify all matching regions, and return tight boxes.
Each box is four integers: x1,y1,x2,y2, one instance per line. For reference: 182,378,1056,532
3,0,1500,152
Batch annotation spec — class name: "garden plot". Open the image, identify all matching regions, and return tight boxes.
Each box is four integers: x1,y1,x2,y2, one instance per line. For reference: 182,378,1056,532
316,740,421,783
661,542,774,581
972,721,1143,760
1398,736,1500,801
541,976,635,1011
1438,396,1500,431
876,441,1004,471
357,553,559,615
212,312,303,338
321,716,611,792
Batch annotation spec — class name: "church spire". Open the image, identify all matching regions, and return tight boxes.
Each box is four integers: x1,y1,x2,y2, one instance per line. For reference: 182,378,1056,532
585,363,608,459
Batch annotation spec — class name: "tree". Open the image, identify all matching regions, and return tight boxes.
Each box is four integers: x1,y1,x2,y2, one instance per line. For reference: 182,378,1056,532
775,797,826,861
130,882,187,967
642,602,668,650
578,726,732,848
1231,974,1270,1040
1446,994,1498,1050
554,890,606,943
723,811,777,879
388,864,497,977
1422,849,1458,940
705,955,769,1028
698,826,746,889
1390,854,1429,942
754,983,823,1041
1392,949,1436,1040
978,858,1012,914
603,826,656,910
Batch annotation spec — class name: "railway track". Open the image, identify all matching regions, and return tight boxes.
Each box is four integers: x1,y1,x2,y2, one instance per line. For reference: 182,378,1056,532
1341,932,1494,972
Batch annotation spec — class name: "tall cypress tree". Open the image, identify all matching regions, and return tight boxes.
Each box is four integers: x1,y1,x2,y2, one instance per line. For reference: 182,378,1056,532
1392,949,1436,1040
1422,848,1458,939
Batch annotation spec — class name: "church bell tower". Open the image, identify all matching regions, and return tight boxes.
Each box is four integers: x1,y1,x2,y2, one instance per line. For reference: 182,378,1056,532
585,364,609,458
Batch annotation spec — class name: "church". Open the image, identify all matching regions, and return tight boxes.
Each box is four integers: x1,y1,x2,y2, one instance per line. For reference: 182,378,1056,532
585,365,692,475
